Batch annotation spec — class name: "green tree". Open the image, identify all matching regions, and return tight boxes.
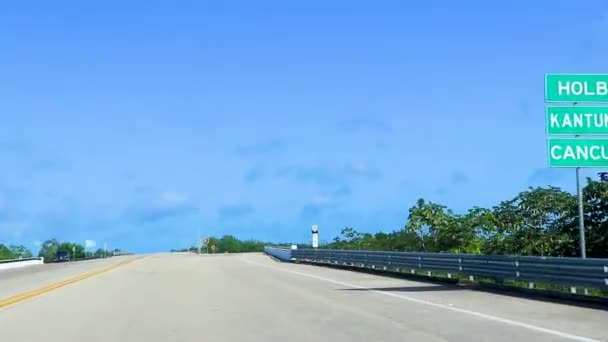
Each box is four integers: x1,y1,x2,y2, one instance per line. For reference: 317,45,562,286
0,244,14,260
37,239,91,262
506,187,575,256
578,179,608,258
387,229,419,252
9,245,33,258
239,239,264,252
94,248,107,257
38,239,60,261
328,227,364,250
0,244,32,260
405,199,478,252
218,235,241,253
370,232,393,251
58,242,85,259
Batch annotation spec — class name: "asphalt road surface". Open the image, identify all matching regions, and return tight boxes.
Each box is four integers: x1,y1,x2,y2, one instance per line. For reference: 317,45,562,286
0,256,134,299
1,253,607,342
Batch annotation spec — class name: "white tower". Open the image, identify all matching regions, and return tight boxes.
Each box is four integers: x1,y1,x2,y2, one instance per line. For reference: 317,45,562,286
311,224,319,248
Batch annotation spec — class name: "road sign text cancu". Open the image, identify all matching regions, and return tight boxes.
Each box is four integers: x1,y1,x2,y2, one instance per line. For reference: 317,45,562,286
545,74,608,102
548,138,608,167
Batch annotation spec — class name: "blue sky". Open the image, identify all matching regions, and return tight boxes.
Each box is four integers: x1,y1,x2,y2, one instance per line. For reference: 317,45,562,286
1,1,607,253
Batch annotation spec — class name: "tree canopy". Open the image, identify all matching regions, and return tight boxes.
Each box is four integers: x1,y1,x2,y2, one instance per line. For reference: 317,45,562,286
325,179,608,258
0,239,119,261
0,244,33,260
173,235,266,253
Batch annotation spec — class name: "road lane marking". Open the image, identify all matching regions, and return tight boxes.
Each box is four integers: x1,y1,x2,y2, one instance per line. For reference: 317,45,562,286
244,258,601,342
0,257,142,310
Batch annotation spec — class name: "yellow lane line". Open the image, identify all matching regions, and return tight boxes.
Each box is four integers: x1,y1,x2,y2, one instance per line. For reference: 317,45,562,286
0,257,143,310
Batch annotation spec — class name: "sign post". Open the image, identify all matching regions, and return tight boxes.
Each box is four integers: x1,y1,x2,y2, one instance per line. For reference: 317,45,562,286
544,74,608,258
576,163,585,258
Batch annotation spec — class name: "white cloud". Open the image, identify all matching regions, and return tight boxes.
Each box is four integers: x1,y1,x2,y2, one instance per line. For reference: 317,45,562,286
124,191,198,223
158,192,190,207
310,195,332,206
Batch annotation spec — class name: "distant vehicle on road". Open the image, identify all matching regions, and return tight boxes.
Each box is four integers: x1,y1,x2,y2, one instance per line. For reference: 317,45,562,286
53,251,70,263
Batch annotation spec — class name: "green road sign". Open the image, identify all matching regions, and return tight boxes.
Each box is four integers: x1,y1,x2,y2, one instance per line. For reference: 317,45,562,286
546,107,608,135
545,74,608,103
548,138,608,167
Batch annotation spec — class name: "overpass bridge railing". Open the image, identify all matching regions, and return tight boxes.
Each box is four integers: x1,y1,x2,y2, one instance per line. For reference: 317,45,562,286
263,246,293,262
265,247,608,291
0,257,44,271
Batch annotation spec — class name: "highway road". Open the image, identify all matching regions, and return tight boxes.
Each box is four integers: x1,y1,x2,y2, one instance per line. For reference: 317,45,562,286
0,256,134,299
0,253,607,342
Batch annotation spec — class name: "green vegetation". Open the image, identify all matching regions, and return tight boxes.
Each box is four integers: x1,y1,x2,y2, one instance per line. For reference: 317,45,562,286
325,179,608,258
172,235,266,253
0,244,33,260
37,239,84,261
0,239,122,262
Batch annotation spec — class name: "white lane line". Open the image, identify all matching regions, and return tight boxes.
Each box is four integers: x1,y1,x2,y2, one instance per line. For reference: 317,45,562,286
243,258,601,342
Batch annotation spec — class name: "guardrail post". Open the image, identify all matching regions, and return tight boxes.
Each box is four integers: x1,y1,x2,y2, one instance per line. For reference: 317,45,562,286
458,257,462,271
604,266,608,286
515,260,520,278
418,256,422,269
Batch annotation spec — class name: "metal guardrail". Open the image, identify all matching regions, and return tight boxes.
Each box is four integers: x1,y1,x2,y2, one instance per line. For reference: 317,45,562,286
264,246,293,262
281,248,608,289
0,257,43,264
